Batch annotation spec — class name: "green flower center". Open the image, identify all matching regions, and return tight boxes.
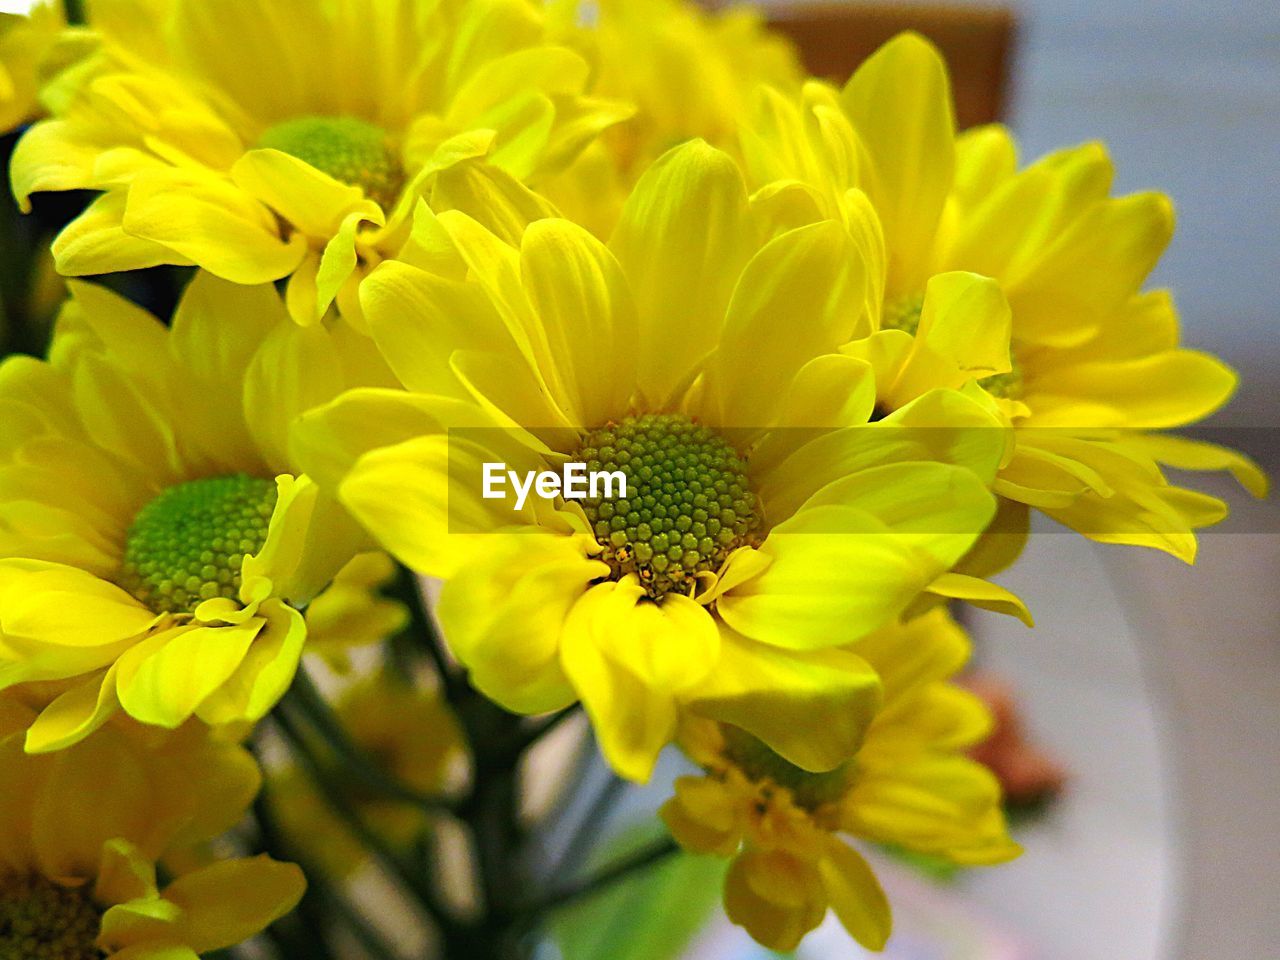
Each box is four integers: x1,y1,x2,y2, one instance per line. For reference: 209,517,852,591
882,293,924,335
118,474,278,615
573,413,762,601
979,353,1025,400
257,116,403,208
0,874,103,960
719,725,854,811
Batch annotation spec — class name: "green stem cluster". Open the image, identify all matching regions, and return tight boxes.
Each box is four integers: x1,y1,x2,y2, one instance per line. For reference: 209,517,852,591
253,565,678,960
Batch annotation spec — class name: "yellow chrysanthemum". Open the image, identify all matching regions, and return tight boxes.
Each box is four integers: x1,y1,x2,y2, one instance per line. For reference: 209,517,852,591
738,33,1267,563
0,698,304,960
544,0,802,236
662,609,1019,953
295,139,1028,782
269,671,465,879
8,0,629,327
0,273,367,752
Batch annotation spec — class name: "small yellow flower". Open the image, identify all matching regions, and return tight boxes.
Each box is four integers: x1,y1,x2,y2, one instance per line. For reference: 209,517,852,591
295,139,1027,782
662,609,1019,952
544,0,803,236
0,273,366,752
9,0,630,327
269,671,465,879
304,553,409,674
0,698,304,960
735,34,1267,565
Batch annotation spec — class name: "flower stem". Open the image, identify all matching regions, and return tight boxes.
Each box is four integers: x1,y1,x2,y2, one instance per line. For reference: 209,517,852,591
284,664,458,813
272,705,447,918
523,836,682,919
553,770,626,877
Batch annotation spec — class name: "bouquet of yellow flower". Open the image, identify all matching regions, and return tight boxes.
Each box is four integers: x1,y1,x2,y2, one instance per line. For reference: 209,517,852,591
0,1,1264,958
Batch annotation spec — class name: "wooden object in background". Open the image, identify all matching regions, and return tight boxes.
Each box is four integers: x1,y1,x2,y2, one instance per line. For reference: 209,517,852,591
762,2,1017,127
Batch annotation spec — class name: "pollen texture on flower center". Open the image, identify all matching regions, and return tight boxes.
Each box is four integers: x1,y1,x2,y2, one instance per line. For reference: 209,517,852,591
882,293,924,335
257,116,403,208
0,873,103,960
573,413,762,601
979,354,1025,400
719,725,853,810
118,474,278,615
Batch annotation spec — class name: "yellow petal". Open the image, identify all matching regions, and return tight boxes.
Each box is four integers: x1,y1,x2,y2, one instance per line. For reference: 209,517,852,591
887,271,1012,405
819,838,891,950
10,119,161,211
242,323,345,473
231,148,378,239
338,434,539,579
519,218,639,426
717,504,936,650
925,572,1033,626
560,583,679,782
114,621,260,728
1025,349,1237,429
122,171,308,284
1008,192,1174,347
850,608,970,700
747,354,877,477
107,946,199,960
161,856,306,953
660,777,741,856
315,210,379,319
684,633,881,772
447,46,590,123
0,563,155,647
953,123,1018,211
704,220,864,427
23,667,120,754
724,851,825,952
32,727,149,881
94,838,159,908
249,475,366,605
841,32,954,293
760,387,1007,521
52,191,190,276
361,260,516,398
194,601,306,726
608,140,754,406
429,160,559,246
290,387,490,493
847,755,1020,865
437,536,601,714
168,273,285,470
946,141,1113,285
1122,434,1268,499
788,460,997,570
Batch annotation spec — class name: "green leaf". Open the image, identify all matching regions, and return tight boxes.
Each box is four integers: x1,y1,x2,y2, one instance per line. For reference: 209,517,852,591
550,825,727,960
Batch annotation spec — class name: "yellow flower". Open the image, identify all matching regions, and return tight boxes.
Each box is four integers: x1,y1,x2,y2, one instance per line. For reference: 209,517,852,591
0,698,304,959
269,671,465,879
0,273,366,752
295,139,1025,782
304,552,409,674
9,0,629,327
661,609,1019,952
737,33,1267,564
544,0,802,237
